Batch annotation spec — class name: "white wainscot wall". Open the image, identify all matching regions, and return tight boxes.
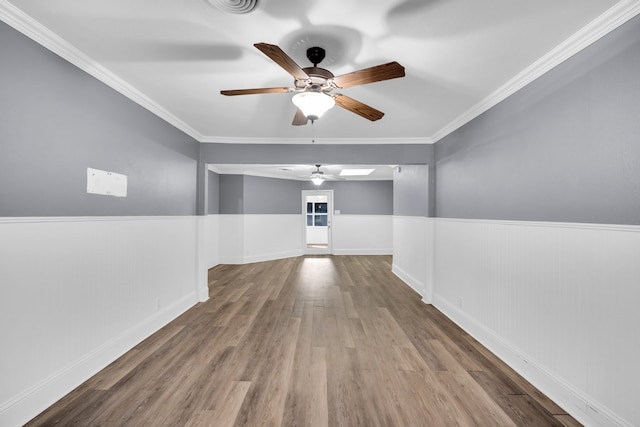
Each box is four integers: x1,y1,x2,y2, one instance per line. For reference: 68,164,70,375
215,214,392,264
0,216,204,427
205,214,220,268
217,214,303,264
432,218,640,427
392,216,434,302
332,215,392,255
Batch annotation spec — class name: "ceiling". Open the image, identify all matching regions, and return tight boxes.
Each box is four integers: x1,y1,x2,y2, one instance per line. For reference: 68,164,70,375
2,0,633,148
209,164,395,181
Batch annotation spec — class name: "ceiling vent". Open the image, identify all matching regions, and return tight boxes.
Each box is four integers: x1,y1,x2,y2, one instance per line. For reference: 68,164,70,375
207,0,260,14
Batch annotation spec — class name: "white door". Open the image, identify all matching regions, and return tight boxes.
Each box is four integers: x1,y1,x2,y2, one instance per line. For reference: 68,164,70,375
302,190,333,255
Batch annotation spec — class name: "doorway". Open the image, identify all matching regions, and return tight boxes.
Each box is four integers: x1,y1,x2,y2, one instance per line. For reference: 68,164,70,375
302,190,333,255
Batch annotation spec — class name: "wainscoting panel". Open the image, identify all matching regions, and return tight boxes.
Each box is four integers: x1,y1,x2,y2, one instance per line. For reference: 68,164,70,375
216,214,393,262
217,214,245,264
0,216,201,426
242,215,303,263
332,215,392,255
432,218,640,427
217,214,303,264
391,216,434,302
205,214,220,268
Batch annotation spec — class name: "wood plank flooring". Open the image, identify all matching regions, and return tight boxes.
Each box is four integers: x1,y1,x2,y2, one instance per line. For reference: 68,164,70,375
26,255,581,426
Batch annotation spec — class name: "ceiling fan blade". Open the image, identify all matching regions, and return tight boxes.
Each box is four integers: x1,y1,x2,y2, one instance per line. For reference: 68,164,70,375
332,62,405,89
254,43,309,80
292,108,309,126
334,94,385,121
220,87,291,96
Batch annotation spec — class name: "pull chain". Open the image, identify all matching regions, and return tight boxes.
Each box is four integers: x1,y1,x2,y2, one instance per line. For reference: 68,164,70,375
311,119,316,143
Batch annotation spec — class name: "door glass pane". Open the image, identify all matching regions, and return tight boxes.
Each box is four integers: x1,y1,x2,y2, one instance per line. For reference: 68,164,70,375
314,215,327,226
315,202,327,213
307,202,313,214
307,215,313,226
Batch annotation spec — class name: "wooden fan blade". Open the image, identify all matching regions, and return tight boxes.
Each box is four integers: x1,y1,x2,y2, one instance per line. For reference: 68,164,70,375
220,87,291,96
334,94,385,121
332,62,405,89
292,108,309,126
254,43,309,80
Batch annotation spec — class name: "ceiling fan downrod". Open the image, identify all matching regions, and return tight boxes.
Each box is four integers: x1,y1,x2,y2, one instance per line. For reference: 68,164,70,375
306,46,326,67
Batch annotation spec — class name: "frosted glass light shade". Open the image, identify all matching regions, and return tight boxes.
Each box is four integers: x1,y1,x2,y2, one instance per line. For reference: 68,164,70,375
292,92,335,120
311,176,324,186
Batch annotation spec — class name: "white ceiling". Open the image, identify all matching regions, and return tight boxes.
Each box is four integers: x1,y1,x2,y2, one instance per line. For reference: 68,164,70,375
209,164,395,181
2,0,634,147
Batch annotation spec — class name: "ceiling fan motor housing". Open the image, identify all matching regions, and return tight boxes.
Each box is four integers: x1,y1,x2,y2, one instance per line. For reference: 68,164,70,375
298,67,335,91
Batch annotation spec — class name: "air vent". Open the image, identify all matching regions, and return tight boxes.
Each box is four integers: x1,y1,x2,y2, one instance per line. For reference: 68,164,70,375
207,0,260,14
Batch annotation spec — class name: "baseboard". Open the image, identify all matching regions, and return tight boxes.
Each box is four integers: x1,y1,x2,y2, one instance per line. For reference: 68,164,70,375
243,249,303,264
391,263,427,302
218,255,245,265
0,292,198,427
333,248,392,256
220,250,303,265
432,293,631,427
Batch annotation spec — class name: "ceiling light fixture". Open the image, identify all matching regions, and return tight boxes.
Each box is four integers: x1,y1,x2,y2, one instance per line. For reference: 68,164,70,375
310,164,325,186
292,92,335,121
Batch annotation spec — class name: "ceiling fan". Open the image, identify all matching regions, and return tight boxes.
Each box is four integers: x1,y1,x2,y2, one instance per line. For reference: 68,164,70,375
307,164,339,185
220,43,405,125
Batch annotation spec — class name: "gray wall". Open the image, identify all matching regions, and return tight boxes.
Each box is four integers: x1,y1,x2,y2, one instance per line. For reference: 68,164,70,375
393,165,430,217
201,143,430,216
207,171,220,214
302,181,393,215
200,143,432,165
218,175,394,215
219,175,302,214
243,175,302,214
435,14,640,225
0,22,200,217
219,175,245,214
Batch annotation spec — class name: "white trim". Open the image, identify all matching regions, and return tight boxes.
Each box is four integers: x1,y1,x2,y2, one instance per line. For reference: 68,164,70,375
195,216,210,302
433,294,632,427
0,215,205,425
0,1,203,142
334,248,392,255
200,136,434,145
435,217,640,233
2,0,638,145
237,249,303,264
0,215,199,224
391,263,425,300
0,292,197,426
207,166,391,182
432,217,640,427
302,190,334,255
431,0,640,143
218,251,303,265
392,215,431,302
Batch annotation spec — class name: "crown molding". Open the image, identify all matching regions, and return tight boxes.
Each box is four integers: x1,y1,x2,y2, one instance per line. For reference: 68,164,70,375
199,136,434,145
0,1,204,142
0,1,429,146
431,0,640,143
4,0,638,146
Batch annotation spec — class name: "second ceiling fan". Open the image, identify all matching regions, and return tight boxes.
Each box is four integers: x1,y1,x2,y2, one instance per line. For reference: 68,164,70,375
221,43,405,125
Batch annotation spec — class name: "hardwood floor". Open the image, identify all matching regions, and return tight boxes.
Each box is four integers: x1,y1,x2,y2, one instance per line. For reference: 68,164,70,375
26,255,581,426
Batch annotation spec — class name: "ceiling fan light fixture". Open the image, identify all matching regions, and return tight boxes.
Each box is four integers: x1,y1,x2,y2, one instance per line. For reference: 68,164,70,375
292,92,335,121
311,176,324,186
